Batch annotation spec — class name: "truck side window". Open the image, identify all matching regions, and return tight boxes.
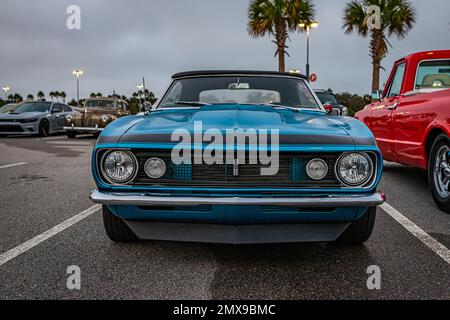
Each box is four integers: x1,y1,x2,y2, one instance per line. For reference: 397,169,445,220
387,63,406,98
416,60,450,89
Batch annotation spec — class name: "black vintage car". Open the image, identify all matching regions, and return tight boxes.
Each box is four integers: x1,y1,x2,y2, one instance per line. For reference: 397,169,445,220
314,89,348,116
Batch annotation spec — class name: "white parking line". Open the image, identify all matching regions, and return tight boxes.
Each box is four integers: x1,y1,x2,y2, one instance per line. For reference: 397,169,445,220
0,162,27,170
381,203,450,265
41,136,66,141
0,205,101,267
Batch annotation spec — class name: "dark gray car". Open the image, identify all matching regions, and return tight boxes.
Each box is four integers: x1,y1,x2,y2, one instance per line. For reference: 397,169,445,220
0,101,75,137
314,90,348,116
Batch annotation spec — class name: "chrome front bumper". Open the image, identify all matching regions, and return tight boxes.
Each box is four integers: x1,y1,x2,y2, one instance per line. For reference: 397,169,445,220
64,125,103,132
90,190,385,207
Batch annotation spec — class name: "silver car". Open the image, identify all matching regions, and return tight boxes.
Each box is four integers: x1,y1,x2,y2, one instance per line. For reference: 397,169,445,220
0,103,17,113
0,101,75,137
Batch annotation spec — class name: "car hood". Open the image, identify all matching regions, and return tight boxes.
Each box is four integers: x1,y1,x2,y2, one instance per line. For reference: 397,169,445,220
0,112,46,120
99,105,375,146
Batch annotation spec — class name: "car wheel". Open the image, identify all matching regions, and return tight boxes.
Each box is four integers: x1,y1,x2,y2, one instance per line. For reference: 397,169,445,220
102,205,138,242
337,207,376,245
67,131,77,139
428,134,450,213
38,120,49,137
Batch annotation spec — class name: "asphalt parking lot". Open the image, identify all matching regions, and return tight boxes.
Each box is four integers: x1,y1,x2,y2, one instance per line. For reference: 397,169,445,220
0,135,449,300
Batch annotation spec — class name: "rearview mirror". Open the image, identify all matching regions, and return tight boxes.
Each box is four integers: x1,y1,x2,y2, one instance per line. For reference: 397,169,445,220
228,83,250,90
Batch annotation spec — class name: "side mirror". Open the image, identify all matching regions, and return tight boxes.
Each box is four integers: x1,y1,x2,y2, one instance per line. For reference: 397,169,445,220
324,104,333,114
143,101,153,115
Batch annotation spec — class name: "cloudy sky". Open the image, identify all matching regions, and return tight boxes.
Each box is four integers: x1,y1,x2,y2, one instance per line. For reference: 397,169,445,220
0,0,449,100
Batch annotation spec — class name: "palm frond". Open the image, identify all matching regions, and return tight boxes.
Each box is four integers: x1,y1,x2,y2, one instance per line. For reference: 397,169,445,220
343,0,368,37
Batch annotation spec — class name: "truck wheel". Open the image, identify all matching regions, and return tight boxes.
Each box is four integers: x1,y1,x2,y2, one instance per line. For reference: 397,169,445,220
337,207,376,245
38,120,49,137
102,205,138,242
428,134,450,213
67,131,77,139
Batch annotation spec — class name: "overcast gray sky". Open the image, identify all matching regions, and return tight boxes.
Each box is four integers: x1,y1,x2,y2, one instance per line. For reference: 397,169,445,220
0,0,449,100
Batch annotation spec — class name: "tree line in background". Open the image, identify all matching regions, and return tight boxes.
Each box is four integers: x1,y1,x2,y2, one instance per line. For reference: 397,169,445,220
0,89,157,114
334,92,372,116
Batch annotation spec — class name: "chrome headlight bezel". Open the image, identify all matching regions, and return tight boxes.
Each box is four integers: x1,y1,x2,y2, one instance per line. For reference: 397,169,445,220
335,152,375,187
306,158,329,181
100,150,138,185
144,157,167,179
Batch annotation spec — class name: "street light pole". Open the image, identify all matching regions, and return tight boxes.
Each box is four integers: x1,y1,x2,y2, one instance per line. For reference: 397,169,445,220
306,26,310,81
2,86,10,101
72,70,83,106
298,21,318,82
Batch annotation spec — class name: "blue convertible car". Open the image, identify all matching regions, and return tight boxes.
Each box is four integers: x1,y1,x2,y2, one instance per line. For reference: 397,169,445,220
90,71,385,245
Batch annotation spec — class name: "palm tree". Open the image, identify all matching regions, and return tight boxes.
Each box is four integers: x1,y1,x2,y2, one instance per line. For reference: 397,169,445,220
248,0,315,72
13,93,23,103
37,91,45,101
96,92,102,98
90,92,97,98
49,92,55,101
343,0,416,93
60,91,67,103
27,94,34,101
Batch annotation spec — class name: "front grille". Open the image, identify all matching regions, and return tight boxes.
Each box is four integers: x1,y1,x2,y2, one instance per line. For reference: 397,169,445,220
130,151,341,188
0,125,23,133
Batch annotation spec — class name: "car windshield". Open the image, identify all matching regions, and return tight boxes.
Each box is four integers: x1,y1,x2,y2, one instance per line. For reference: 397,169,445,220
316,92,338,104
85,100,115,108
159,76,321,110
12,102,51,113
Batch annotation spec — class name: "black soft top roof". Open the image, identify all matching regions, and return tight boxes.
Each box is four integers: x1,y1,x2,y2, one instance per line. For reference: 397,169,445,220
172,70,308,80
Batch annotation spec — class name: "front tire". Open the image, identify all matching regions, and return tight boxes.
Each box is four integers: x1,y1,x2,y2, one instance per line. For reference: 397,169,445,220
337,207,376,245
67,131,77,139
102,205,138,242
428,134,450,213
38,120,49,137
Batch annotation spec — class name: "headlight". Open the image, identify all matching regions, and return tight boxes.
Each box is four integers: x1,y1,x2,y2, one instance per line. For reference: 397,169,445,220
101,151,137,184
306,158,328,180
342,107,349,116
337,153,373,186
101,115,109,123
144,158,167,179
66,115,73,123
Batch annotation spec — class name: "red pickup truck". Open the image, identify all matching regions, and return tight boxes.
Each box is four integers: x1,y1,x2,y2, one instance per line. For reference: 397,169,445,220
355,50,450,213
